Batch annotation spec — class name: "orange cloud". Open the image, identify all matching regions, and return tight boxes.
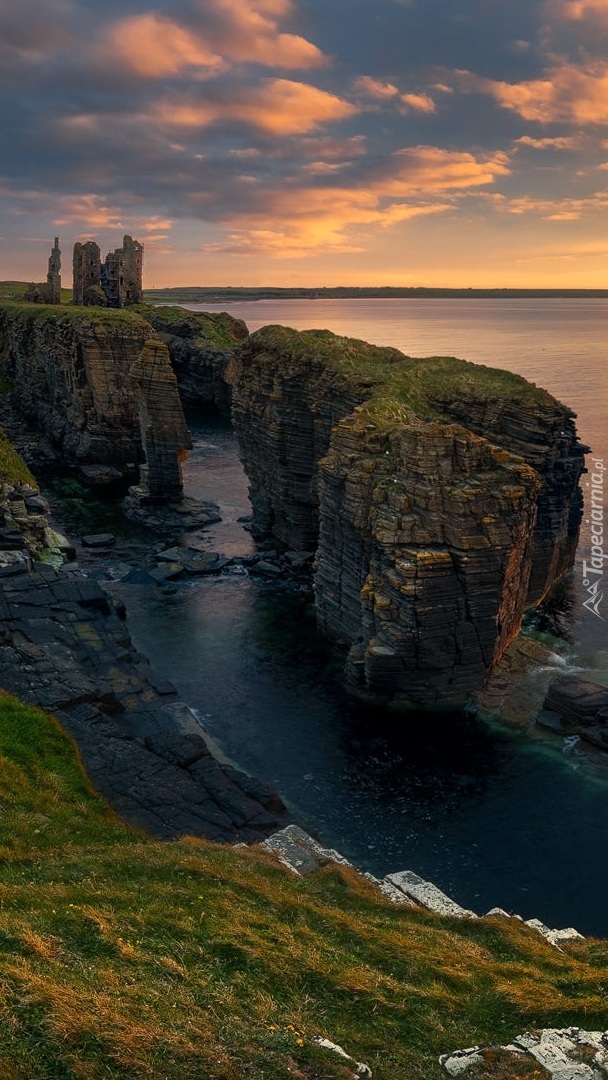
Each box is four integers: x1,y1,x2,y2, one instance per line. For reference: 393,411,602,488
103,0,324,77
208,0,325,68
355,76,436,113
354,76,400,99
104,14,223,77
386,146,510,193
514,135,582,149
551,0,608,22
474,61,608,124
205,191,451,257
203,146,508,256
400,92,435,113
500,192,608,219
152,80,357,135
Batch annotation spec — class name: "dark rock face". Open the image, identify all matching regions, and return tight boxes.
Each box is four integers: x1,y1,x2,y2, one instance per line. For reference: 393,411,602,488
0,305,150,465
232,326,585,708
539,676,608,750
129,339,192,501
0,307,194,506
232,327,398,548
139,305,248,410
0,563,287,841
430,389,584,607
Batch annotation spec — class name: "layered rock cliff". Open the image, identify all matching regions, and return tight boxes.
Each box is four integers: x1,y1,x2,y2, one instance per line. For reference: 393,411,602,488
135,305,248,410
232,326,585,707
0,305,192,500
0,304,150,465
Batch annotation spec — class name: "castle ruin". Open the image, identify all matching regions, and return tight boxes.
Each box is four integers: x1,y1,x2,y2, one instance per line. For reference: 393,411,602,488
73,234,143,308
25,237,62,305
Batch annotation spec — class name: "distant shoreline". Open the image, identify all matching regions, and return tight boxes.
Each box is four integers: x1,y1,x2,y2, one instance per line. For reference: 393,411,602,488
144,286,608,303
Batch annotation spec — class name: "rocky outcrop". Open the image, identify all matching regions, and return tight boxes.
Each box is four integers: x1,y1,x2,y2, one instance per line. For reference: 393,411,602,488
0,562,286,841
232,326,585,708
0,304,151,466
539,676,608,749
137,305,248,410
129,339,192,501
0,304,196,506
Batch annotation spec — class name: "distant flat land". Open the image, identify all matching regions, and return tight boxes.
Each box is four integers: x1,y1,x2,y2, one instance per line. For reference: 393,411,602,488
144,285,608,303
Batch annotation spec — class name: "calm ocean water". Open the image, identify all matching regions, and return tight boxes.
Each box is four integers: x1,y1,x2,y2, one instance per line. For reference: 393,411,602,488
116,299,608,933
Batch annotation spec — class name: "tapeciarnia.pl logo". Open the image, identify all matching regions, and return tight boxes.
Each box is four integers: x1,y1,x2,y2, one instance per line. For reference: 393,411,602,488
582,458,605,621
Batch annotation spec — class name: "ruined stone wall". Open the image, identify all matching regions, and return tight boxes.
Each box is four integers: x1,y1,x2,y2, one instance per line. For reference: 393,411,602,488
73,241,102,306
74,235,143,308
25,238,61,305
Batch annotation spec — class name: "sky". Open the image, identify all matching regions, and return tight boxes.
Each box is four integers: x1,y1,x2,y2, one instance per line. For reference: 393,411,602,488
2,0,608,287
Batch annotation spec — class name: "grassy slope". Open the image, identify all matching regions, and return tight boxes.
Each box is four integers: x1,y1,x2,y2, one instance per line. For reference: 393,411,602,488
1,692,608,1080
246,325,562,434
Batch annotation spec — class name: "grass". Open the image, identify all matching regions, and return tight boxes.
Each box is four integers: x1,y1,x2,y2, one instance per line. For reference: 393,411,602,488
133,304,249,349
247,325,564,430
0,426,36,486
0,299,151,332
1,692,608,1079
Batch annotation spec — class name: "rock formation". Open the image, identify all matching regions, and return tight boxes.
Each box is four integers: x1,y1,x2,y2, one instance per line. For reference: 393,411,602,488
137,304,248,410
0,304,149,466
232,326,585,708
0,304,193,505
129,339,192,501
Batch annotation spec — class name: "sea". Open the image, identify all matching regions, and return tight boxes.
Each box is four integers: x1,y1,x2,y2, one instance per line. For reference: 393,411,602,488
113,298,608,934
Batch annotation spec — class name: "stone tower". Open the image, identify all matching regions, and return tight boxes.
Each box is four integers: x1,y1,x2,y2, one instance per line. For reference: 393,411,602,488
25,237,62,304
73,241,102,305
46,237,61,304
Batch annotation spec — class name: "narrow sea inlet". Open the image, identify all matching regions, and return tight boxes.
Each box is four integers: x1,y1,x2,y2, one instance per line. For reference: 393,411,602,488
112,299,608,935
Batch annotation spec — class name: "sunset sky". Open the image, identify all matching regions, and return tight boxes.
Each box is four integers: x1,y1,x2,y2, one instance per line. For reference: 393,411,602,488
3,0,608,287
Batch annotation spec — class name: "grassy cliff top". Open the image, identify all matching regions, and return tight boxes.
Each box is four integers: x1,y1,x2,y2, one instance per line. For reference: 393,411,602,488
133,303,249,348
1,689,607,1079
0,298,152,332
247,325,566,426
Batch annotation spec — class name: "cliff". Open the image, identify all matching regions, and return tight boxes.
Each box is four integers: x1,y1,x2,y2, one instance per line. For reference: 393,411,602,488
0,304,193,502
232,327,585,707
135,304,248,410
0,303,151,466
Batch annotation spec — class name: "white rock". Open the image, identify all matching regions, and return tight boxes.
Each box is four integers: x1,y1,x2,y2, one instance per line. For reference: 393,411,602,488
386,871,477,918
439,1048,485,1076
313,1036,372,1077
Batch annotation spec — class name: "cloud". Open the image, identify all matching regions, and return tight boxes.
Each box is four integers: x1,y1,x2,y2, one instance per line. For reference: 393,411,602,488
468,61,608,124
202,0,326,68
101,0,325,77
550,0,608,23
204,189,452,257
514,135,583,149
385,146,510,193
103,14,224,78
354,76,400,99
150,79,358,135
355,75,436,113
200,145,510,256
499,191,608,219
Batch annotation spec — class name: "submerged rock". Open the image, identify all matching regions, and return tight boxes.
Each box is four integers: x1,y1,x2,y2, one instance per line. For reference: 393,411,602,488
539,676,608,749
